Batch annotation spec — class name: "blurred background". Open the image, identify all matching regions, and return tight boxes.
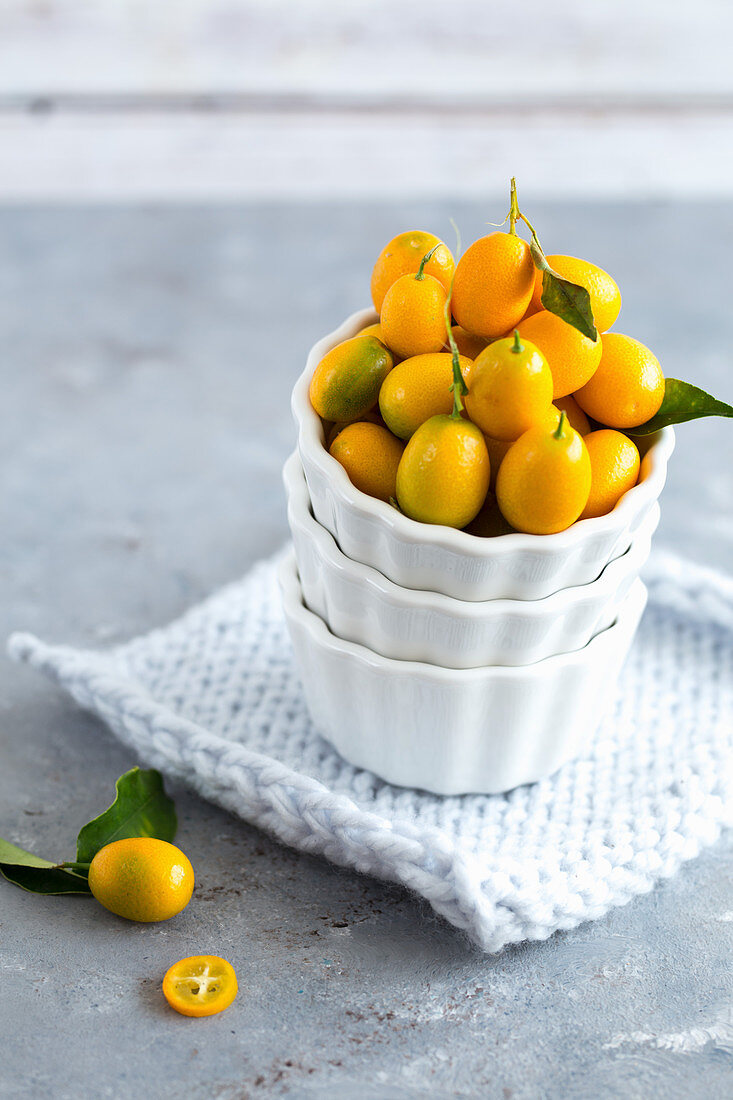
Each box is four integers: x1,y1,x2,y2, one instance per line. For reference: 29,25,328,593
1,0,732,201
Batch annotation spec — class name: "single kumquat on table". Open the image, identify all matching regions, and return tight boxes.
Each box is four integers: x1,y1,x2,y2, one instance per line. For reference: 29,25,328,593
88,837,194,923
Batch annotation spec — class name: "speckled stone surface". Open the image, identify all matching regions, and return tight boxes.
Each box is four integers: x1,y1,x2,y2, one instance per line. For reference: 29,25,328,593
1,204,732,1099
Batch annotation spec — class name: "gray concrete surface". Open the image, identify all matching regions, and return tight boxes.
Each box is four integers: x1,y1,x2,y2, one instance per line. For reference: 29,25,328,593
1,203,732,1099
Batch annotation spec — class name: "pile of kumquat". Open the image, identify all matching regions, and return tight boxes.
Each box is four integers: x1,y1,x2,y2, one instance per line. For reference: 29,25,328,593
310,179,731,536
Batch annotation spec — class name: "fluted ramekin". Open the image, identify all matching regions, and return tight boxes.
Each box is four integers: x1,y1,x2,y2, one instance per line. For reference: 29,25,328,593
292,307,675,601
285,450,658,668
279,551,647,795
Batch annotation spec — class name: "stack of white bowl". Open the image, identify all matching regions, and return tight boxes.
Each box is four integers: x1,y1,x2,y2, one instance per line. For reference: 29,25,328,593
282,308,675,796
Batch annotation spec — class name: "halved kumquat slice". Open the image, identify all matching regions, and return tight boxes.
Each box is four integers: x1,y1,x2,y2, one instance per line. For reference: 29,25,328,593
162,955,238,1018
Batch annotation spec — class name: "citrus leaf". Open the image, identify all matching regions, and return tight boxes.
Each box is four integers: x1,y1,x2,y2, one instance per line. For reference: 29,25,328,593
1,865,91,895
0,837,91,895
626,378,733,436
530,238,598,342
75,768,177,864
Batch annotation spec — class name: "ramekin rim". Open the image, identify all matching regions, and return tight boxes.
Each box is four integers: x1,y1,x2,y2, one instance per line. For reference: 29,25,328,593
279,549,648,682
284,449,658,617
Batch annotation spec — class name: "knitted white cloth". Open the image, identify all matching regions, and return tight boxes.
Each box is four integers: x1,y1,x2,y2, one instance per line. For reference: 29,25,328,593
8,548,733,953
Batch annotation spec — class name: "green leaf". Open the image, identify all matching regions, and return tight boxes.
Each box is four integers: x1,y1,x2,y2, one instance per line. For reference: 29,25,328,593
530,238,598,342
75,767,177,864
626,378,733,435
0,837,91,895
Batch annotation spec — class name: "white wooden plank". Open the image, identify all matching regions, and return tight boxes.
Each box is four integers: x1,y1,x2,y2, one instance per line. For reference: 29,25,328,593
1,108,731,200
1,0,732,102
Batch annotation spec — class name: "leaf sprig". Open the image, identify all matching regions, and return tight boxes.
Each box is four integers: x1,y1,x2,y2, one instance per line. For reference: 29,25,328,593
627,379,733,435
443,223,468,420
507,178,597,342
502,178,732,432
0,768,177,896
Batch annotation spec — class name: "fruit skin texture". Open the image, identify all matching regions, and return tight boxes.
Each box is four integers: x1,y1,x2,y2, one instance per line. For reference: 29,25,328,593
483,404,562,490
88,837,194,923
379,352,472,440
447,325,488,360
357,322,390,345
580,429,641,519
529,255,621,333
325,407,384,449
554,394,591,436
574,332,665,429
464,333,554,442
370,231,454,313
451,232,535,339
163,955,238,1018
396,415,490,528
496,417,592,534
357,321,402,363
310,336,393,422
516,311,602,399
380,273,448,360
329,421,404,502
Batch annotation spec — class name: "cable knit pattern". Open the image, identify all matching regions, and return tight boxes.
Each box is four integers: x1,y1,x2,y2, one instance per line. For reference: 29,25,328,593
8,548,733,952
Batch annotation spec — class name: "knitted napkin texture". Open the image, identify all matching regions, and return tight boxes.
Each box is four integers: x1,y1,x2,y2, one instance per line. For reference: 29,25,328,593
8,548,733,953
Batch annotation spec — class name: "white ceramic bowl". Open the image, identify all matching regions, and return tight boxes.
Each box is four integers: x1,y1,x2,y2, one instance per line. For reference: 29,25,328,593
280,551,648,795
285,450,659,668
293,307,675,601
